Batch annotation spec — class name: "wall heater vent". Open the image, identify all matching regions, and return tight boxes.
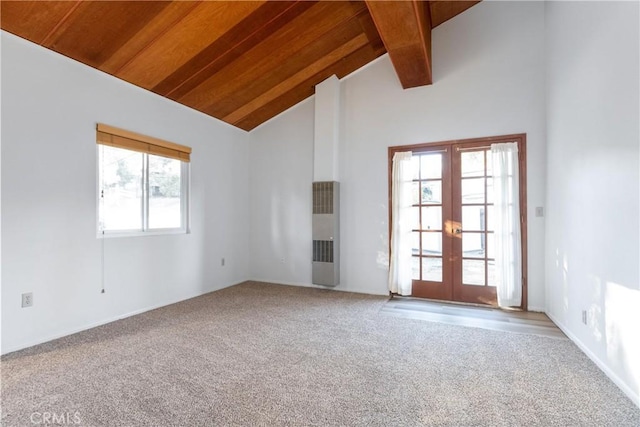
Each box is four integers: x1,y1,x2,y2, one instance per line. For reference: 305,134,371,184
313,181,334,214
312,181,339,286
312,240,334,263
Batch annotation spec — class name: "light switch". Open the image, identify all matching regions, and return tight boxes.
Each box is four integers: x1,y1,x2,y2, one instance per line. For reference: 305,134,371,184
535,207,544,217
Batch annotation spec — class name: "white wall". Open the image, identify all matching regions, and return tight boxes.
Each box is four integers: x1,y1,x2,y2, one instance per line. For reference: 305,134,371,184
1,32,251,354
249,1,547,308
249,99,315,286
545,1,640,406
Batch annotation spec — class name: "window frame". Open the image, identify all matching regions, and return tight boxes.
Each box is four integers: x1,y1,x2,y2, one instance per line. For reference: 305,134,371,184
96,145,190,238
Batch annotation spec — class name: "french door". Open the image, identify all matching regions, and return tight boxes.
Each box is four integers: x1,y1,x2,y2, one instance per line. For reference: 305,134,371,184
388,135,527,308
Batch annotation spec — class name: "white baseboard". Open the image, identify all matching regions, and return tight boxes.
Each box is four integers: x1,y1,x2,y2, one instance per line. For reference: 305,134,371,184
546,312,640,409
528,305,546,313
248,278,388,296
1,280,243,356
249,278,318,289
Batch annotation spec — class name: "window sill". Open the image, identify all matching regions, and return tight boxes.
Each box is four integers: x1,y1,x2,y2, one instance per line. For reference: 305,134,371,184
97,228,190,239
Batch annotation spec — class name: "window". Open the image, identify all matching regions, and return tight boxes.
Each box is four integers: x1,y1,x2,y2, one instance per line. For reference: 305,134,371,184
97,124,191,236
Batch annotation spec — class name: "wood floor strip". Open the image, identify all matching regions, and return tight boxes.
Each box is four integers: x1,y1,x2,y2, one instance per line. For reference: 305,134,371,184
381,298,567,339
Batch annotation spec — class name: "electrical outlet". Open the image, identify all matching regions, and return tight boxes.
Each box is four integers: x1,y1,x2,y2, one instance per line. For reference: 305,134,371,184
581,310,587,325
221,258,225,267
22,292,33,308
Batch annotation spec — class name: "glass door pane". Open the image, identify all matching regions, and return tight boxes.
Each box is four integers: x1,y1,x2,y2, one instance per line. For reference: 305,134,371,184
423,258,443,282
411,150,449,288
453,146,499,305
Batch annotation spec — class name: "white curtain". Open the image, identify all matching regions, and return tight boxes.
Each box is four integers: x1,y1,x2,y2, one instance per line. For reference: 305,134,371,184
491,142,522,308
389,151,414,296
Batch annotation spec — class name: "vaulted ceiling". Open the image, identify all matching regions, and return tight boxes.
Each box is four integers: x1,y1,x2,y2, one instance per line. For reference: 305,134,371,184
1,1,480,131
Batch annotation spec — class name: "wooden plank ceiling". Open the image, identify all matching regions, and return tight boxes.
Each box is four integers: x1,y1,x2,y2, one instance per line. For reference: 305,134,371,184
1,1,480,131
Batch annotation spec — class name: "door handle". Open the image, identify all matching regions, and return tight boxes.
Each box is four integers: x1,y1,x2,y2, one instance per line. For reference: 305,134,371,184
454,228,462,234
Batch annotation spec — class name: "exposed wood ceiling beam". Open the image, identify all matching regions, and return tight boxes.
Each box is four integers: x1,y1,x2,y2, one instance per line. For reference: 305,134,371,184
365,0,432,89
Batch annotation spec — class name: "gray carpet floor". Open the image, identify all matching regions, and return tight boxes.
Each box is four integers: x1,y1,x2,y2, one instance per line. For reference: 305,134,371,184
2,281,639,426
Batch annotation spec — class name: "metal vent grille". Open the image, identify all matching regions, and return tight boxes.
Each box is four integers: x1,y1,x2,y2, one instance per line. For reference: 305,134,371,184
313,182,333,214
312,240,334,263
312,181,339,286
